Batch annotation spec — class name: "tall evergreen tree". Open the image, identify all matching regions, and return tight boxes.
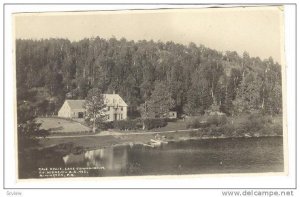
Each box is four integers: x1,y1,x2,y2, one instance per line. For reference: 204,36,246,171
84,88,107,133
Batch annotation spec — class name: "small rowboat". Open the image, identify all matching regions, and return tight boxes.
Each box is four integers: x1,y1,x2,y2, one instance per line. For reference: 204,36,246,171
142,139,168,148
150,139,168,144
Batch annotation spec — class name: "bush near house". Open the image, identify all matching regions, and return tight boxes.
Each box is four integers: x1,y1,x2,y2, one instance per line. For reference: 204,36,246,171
84,117,115,131
186,118,202,129
113,120,141,130
98,118,168,131
185,115,227,129
98,121,114,130
144,118,167,130
185,117,208,129
206,115,227,126
164,118,178,122
50,130,94,136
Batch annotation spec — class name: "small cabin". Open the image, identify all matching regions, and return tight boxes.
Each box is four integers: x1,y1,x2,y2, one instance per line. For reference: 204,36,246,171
168,111,177,119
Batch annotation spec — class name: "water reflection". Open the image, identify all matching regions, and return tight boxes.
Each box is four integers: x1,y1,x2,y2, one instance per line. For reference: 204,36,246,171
63,146,128,175
60,137,284,177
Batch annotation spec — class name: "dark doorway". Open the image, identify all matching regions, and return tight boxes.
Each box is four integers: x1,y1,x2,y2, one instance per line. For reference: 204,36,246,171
78,112,84,118
114,114,118,120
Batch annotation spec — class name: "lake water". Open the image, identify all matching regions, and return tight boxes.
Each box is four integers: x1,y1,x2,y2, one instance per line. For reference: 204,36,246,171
19,136,284,178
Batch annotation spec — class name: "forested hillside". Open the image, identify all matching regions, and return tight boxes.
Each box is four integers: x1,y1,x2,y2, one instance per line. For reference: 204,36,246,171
16,37,282,117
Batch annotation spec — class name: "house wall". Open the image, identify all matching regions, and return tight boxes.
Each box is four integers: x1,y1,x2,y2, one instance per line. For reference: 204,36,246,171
70,109,86,118
58,102,71,118
105,106,127,121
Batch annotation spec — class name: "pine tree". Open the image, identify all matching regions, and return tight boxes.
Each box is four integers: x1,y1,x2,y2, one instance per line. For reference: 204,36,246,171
233,73,263,114
147,81,175,118
84,88,107,133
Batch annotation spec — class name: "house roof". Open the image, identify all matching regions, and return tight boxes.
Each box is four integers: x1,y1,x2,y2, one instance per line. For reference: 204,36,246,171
65,94,127,110
66,100,85,109
103,94,128,107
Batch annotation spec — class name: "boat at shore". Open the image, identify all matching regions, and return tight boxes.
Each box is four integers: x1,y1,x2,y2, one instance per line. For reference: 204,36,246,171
143,138,168,148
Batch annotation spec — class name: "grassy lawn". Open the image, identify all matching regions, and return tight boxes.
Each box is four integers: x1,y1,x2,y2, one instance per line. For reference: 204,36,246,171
37,117,91,134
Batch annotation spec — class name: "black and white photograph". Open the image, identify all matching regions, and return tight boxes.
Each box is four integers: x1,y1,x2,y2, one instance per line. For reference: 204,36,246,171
13,6,286,180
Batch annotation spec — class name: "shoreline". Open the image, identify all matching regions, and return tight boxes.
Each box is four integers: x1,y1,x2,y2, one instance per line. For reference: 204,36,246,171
93,134,284,150
38,128,283,153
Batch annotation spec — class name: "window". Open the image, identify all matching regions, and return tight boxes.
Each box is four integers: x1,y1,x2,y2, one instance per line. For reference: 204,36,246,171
121,114,123,120
121,107,123,111
108,106,110,111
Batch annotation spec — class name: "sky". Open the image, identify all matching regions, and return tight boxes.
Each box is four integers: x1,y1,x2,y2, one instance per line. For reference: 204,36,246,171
14,6,284,63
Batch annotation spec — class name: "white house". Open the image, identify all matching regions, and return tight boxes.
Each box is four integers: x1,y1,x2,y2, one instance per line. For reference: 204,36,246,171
58,94,128,121
102,94,128,121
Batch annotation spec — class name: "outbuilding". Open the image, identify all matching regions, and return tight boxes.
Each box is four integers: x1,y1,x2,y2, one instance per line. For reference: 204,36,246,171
58,100,86,118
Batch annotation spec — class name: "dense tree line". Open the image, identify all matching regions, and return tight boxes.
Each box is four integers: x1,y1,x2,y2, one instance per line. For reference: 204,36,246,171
16,37,282,118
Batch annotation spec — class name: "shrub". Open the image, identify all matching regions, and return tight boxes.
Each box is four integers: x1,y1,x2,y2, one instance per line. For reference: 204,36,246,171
207,115,227,126
208,125,223,136
219,115,228,125
164,118,178,122
50,130,93,136
220,123,236,136
84,118,114,130
113,120,140,130
271,123,283,135
240,114,265,133
186,118,201,129
98,121,114,130
143,118,167,130
259,120,283,136
185,117,210,129
206,115,218,126
189,129,203,137
84,118,92,127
